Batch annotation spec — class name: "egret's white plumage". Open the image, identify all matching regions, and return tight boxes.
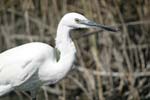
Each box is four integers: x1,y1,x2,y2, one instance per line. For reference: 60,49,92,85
0,12,118,99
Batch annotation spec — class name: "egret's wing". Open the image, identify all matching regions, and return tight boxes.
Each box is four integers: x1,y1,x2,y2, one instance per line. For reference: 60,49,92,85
0,58,38,87
0,57,40,96
0,42,55,87
0,84,13,96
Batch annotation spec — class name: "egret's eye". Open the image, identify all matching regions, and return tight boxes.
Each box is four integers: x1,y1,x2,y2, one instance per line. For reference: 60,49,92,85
75,18,80,23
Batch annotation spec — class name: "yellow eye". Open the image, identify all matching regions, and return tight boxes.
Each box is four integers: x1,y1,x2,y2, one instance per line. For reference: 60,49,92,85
75,18,80,23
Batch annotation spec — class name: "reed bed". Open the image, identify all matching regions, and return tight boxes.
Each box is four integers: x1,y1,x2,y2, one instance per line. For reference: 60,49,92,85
0,0,150,100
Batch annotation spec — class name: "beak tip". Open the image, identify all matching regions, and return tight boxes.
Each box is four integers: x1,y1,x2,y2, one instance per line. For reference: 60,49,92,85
111,27,120,32
105,27,120,32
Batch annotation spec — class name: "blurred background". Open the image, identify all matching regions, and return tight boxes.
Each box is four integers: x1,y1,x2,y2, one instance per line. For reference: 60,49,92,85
0,0,150,100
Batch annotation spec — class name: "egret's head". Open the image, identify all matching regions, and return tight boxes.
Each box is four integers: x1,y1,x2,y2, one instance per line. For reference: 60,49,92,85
59,13,89,29
59,12,118,32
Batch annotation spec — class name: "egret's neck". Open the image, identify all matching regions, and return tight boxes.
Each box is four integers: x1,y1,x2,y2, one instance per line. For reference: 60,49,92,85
55,24,76,77
55,25,73,52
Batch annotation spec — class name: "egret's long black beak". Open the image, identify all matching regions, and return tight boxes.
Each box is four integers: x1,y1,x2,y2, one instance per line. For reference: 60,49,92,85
79,20,119,32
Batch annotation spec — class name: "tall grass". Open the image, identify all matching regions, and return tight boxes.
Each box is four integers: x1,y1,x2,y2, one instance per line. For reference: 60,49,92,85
0,0,150,100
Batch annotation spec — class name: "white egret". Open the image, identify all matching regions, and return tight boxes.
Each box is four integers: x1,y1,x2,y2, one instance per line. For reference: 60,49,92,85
0,12,118,100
